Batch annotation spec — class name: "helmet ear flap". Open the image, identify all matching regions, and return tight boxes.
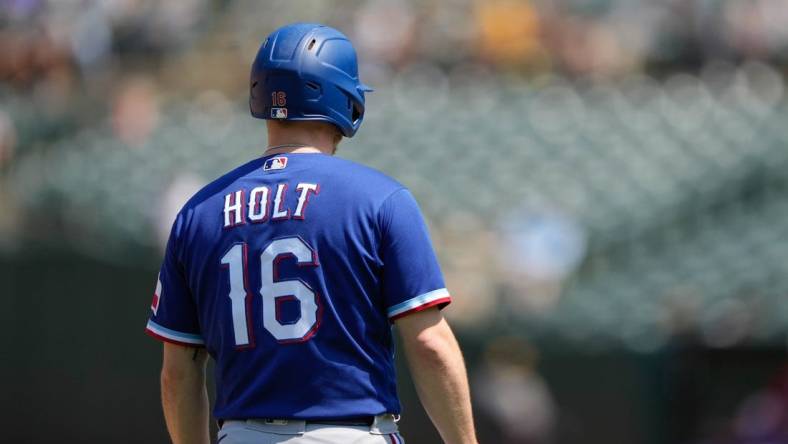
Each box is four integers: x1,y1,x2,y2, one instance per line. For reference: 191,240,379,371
342,91,364,127
351,101,363,124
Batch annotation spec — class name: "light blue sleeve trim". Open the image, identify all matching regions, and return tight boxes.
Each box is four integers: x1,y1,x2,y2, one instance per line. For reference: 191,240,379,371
146,319,205,345
387,288,450,318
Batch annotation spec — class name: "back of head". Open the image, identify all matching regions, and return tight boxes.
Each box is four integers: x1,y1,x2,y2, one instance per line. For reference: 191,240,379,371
249,23,373,138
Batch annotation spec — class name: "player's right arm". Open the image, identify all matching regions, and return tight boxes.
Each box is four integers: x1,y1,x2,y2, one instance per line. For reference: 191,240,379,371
396,308,478,444
160,343,210,444
144,212,210,443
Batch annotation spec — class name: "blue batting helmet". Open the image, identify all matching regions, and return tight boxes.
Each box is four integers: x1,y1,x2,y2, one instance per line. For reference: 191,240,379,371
250,23,373,138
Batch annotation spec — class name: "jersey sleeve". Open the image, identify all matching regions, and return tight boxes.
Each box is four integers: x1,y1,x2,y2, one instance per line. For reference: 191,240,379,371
145,213,205,346
379,188,451,321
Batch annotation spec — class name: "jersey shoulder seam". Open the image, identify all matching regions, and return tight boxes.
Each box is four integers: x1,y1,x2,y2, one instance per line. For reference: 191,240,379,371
375,187,409,227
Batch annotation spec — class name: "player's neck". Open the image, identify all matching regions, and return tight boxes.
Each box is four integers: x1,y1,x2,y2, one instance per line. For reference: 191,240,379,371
264,144,328,156
265,122,340,156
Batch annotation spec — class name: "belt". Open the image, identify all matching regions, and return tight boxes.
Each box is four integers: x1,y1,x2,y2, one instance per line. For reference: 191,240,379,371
307,417,375,426
218,416,374,428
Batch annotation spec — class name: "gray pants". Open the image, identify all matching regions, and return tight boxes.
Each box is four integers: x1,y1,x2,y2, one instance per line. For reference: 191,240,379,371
218,415,405,444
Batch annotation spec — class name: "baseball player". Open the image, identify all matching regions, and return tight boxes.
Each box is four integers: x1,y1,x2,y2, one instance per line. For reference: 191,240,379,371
146,23,477,444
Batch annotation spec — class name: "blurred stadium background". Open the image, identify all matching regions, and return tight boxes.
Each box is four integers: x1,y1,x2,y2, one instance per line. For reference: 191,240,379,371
2,0,788,442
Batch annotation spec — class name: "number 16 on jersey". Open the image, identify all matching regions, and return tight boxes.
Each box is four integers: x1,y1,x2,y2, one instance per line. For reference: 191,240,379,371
220,237,321,347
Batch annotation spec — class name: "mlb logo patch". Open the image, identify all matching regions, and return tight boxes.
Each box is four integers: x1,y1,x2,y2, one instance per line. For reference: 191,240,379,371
271,108,288,119
263,156,288,171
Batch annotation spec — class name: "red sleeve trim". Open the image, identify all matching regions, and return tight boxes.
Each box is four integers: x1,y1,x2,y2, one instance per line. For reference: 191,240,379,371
145,328,206,348
390,296,452,321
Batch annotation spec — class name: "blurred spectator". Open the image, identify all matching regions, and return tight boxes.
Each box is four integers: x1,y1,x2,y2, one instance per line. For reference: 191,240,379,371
433,214,498,326
354,0,417,67
0,28,73,90
733,389,786,444
705,363,788,444
0,109,18,248
111,76,159,147
474,337,557,444
498,207,587,315
69,4,113,69
0,110,17,168
474,0,545,70
721,0,788,61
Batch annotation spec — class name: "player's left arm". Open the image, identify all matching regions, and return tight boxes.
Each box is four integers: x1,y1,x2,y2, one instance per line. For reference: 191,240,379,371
378,188,477,441
160,342,210,444
396,308,477,444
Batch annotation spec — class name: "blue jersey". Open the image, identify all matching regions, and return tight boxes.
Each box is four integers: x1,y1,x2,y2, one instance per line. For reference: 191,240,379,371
145,153,450,420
